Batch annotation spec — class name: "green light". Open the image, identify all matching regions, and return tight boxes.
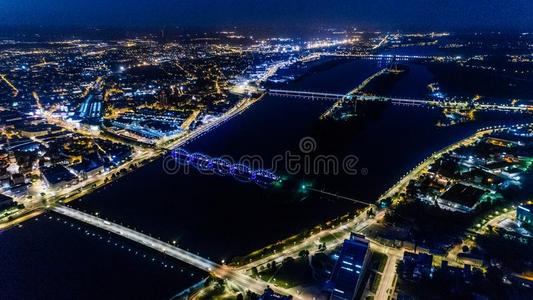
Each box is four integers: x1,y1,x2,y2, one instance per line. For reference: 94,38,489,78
273,180,283,189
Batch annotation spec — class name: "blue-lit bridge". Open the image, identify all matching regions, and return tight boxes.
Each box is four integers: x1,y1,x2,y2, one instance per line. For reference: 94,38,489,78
170,148,280,185
51,205,296,298
267,89,533,112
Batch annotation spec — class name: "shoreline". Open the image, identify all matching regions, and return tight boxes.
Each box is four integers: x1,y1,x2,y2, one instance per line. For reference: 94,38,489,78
0,93,266,231
232,122,533,271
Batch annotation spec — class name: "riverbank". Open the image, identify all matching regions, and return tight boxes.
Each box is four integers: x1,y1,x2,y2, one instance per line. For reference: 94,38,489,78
0,94,267,231
226,123,532,298
379,122,533,203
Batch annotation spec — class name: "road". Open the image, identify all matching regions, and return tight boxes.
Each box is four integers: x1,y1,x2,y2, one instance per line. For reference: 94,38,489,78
268,89,533,113
159,94,265,150
52,205,302,298
238,209,380,271
1,93,266,230
380,122,532,203
320,67,389,119
236,124,531,297
374,248,400,300
378,128,496,202
1,147,157,228
235,209,399,298
239,210,404,299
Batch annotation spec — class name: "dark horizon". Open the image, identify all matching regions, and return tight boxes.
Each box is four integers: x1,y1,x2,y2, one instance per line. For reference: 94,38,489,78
1,0,532,33
0,24,531,42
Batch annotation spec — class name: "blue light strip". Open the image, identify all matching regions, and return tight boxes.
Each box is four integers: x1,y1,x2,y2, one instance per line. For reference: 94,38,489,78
171,148,280,185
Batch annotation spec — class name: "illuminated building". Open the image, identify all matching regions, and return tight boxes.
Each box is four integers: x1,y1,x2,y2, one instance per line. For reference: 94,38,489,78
517,204,533,226
41,165,78,190
328,233,370,300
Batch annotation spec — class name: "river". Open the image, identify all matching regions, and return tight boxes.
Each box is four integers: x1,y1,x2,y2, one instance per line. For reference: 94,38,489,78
1,57,530,299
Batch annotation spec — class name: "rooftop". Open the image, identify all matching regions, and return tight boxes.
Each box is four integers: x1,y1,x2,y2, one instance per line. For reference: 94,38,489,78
440,183,486,208
42,165,77,185
330,233,369,300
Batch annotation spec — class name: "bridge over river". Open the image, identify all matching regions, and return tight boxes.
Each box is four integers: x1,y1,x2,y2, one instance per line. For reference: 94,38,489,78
267,89,533,113
52,205,300,298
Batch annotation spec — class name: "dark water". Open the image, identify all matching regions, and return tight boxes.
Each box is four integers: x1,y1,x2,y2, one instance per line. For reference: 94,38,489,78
387,63,435,98
1,58,531,299
71,59,530,260
0,214,203,300
71,59,384,261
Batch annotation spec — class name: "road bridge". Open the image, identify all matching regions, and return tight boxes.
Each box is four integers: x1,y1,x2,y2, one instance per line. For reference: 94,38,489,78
267,89,533,112
52,205,298,298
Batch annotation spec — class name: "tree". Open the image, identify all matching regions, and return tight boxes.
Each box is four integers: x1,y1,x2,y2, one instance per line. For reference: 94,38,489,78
271,260,278,271
367,207,375,217
298,249,310,259
282,256,295,266
251,266,258,276
246,290,258,300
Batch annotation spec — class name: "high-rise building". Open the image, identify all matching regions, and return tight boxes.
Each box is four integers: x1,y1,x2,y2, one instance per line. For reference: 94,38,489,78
517,204,533,226
329,233,371,300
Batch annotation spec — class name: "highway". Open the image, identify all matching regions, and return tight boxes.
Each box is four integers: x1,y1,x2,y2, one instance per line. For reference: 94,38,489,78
52,205,301,298
372,35,390,50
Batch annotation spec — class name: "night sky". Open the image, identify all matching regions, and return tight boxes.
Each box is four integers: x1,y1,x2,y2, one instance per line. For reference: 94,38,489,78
0,0,532,31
